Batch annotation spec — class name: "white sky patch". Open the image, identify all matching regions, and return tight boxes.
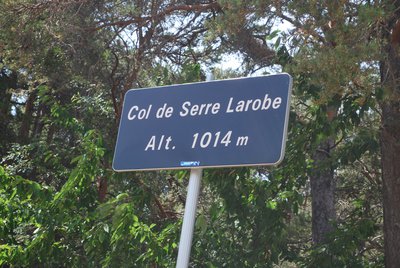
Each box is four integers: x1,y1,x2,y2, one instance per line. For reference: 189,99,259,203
216,52,244,71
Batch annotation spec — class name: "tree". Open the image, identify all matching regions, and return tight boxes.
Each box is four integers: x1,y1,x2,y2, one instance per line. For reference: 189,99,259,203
1,1,224,266
262,1,398,265
379,2,400,267
211,0,388,265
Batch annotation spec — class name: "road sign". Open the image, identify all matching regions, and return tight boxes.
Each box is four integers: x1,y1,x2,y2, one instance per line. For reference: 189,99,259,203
113,73,292,171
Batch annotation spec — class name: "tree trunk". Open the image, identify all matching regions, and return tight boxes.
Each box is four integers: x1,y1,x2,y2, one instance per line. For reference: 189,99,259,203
310,137,336,244
97,177,107,203
19,89,37,143
0,86,12,148
381,102,400,268
380,10,400,267
0,67,17,152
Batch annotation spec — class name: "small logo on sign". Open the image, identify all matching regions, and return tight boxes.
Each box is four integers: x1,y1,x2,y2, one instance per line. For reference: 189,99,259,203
180,161,200,167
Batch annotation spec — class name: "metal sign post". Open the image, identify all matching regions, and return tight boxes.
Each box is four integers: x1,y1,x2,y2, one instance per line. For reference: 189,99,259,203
176,168,203,268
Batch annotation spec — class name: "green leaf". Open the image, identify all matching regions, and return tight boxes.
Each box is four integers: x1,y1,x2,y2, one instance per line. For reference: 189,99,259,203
196,214,208,235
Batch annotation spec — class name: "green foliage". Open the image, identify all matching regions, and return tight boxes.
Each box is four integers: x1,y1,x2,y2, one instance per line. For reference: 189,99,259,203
188,168,301,267
301,218,382,268
86,197,178,267
0,130,180,267
0,166,51,266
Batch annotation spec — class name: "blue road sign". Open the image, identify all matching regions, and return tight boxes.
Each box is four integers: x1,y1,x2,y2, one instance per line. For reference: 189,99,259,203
113,73,292,171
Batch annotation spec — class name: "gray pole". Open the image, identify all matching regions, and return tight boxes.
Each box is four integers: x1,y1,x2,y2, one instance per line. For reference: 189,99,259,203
176,168,203,268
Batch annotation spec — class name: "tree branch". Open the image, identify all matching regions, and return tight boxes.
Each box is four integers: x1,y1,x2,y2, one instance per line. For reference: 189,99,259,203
90,2,221,32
